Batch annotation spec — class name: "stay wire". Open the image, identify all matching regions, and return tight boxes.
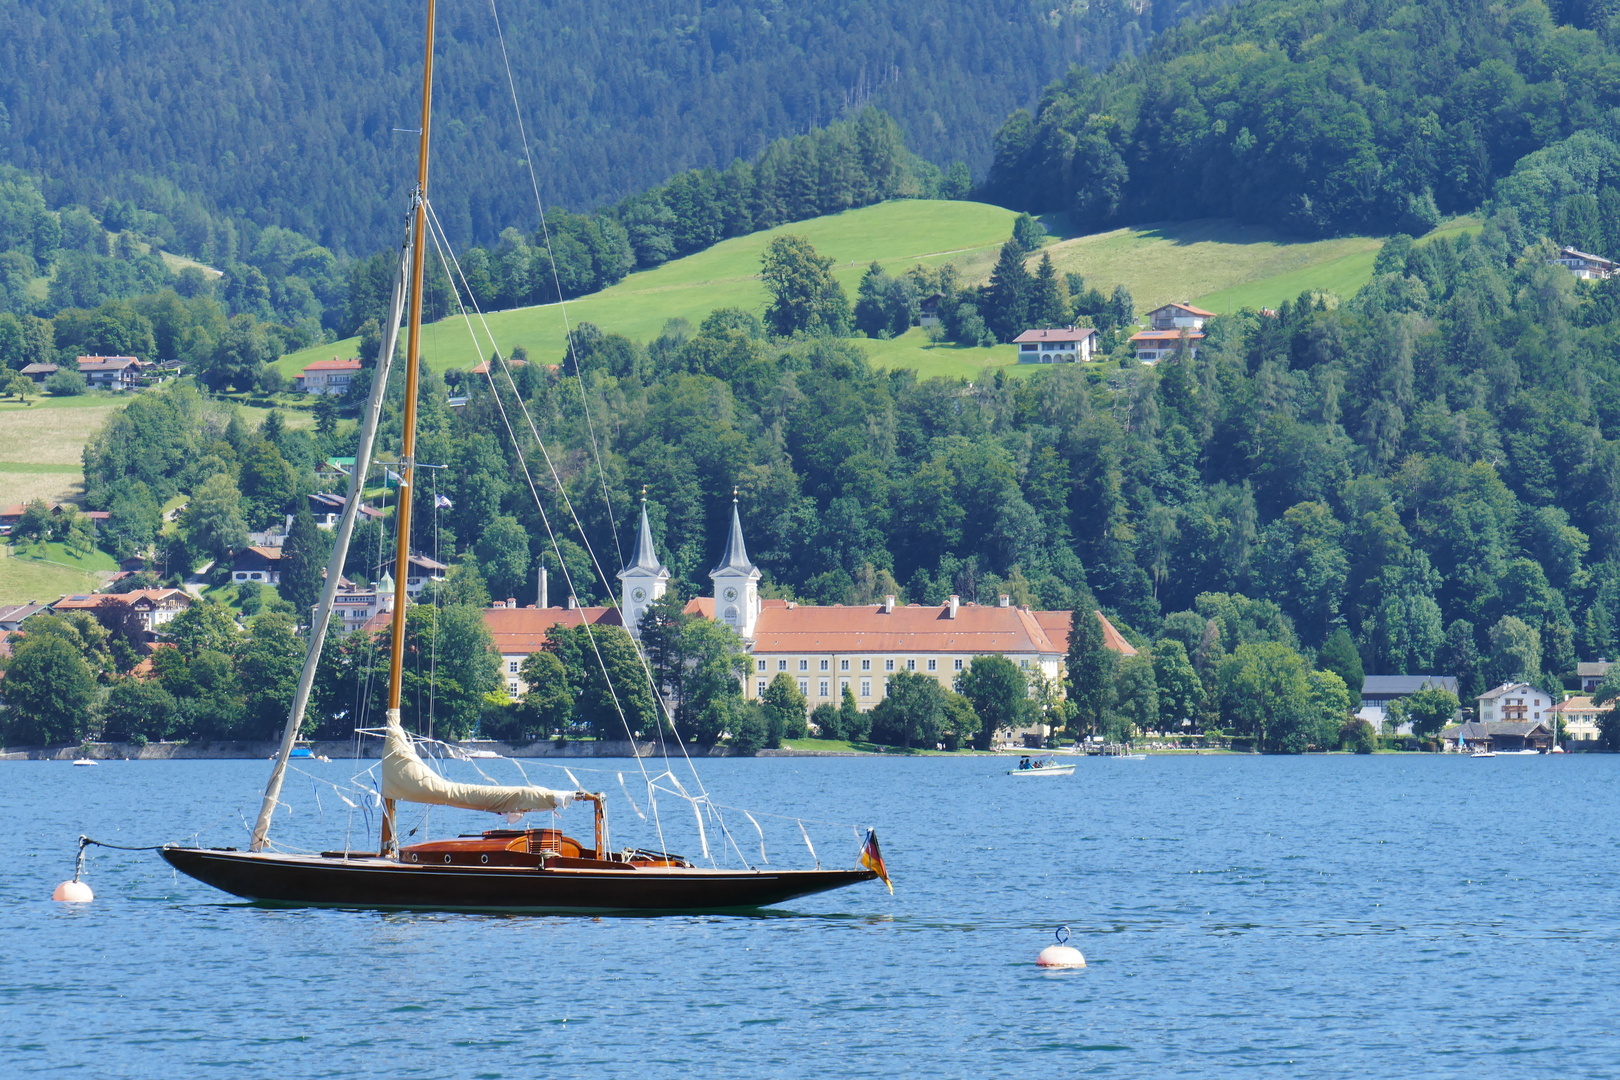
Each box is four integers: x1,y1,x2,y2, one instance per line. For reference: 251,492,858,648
422,218,673,860
424,200,745,867
487,0,623,570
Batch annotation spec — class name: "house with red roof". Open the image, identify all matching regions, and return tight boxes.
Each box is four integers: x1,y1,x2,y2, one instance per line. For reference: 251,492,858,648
1130,301,1215,363
297,357,362,395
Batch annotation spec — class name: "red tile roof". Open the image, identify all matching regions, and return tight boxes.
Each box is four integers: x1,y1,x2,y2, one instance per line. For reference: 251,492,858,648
1152,302,1217,318
302,358,362,372
1129,329,1206,343
749,603,1061,655
1032,610,1137,656
483,605,624,653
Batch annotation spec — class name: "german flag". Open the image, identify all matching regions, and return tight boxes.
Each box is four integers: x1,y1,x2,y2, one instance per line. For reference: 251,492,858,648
860,828,892,894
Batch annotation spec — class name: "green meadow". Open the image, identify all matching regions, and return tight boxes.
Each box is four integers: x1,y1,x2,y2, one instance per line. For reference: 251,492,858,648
0,541,118,606
267,200,1458,381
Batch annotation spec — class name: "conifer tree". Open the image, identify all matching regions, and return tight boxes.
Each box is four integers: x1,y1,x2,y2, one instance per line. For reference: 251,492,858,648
1030,252,1067,328
278,507,325,626
985,241,1031,342
1066,590,1115,738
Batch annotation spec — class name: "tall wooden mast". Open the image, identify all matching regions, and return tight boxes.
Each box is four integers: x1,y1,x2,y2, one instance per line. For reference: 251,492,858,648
381,0,437,854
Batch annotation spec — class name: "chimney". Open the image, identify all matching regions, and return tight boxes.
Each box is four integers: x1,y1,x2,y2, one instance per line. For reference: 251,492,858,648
947,595,959,619
998,594,1010,608
883,595,895,614
506,597,517,608
567,595,578,611
539,565,548,608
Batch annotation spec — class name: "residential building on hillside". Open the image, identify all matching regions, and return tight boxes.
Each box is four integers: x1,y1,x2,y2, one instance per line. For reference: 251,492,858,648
1551,695,1607,746
1127,305,1215,364
1013,327,1099,363
1356,674,1460,733
0,602,49,630
321,574,396,632
77,356,142,389
49,589,192,632
1577,659,1612,693
18,362,57,384
298,358,362,395
232,546,283,585
1476,682,1552,724
1552,246,1615,279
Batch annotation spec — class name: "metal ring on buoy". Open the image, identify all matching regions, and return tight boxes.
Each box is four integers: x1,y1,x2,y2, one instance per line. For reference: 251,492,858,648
480,854,489,864
444,854,452,863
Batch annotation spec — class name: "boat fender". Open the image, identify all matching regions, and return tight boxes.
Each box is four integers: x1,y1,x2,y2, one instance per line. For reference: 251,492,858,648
1036,926,1085,968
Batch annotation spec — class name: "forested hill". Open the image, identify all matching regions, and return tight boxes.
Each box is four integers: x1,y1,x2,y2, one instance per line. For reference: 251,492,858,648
987,0,1620,236
0,0,1227,254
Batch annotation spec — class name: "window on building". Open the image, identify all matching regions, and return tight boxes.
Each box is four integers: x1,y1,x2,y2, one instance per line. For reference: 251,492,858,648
885,659,895,671
954,658,963,671
778,660,787,671
508,682,519,695
757,659,766,671
840,659,849,671
860,680,871,697
906,659,915,671
757,681,767,696
798,680,808,695
819,681,829,697
799,660,808,671
1020,659,1029,669
861,659,870,671
927,659,937,671
820,659,829,671
840,680,849,695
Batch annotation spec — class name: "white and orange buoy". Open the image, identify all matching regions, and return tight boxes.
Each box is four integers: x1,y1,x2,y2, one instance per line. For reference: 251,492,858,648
52,879,93,902
1036,925,1085,968
52,836,94,902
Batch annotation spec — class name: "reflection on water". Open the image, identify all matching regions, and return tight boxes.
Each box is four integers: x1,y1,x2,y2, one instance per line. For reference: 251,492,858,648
2,754,1618,1077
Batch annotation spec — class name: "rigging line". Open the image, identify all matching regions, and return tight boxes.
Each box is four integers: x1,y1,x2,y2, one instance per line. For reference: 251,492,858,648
486,0,623,571
423,205,732,859
423,222,671,858
421,203,722,822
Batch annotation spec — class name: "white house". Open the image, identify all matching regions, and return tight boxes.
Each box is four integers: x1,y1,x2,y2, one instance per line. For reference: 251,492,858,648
1476,682,1552,725
1552,247,1615,280
1013,327,1100,364
1129,302,1214,364
1356,674,1460,733
298,358,362,395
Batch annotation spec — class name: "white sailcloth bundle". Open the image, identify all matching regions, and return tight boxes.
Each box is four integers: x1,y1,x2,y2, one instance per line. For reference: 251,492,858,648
381,710,574,815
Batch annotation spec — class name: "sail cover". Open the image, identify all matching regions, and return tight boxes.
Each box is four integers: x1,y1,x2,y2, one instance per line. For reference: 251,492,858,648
381,710,574,815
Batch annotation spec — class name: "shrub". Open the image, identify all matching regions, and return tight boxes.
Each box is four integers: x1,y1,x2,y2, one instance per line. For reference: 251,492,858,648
1339,718,1378,754
45,368,87,396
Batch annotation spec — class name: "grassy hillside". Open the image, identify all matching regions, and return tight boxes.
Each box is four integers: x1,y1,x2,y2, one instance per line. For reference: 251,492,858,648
0,542,117,606
281,200,1448,380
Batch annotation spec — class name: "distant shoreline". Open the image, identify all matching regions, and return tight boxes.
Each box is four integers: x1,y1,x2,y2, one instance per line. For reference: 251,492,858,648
0,739,880,761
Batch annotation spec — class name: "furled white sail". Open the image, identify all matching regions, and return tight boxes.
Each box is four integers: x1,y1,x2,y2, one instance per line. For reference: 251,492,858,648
381,710,574,815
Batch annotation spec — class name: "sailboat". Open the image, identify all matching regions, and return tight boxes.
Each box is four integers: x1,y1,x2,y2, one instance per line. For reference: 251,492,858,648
160,2,880,911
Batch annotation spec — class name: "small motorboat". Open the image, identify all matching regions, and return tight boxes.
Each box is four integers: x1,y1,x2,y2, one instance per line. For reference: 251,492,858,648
72,759,97,767
1469,749,1497,758
289,747,314,759
1007,755,1076,777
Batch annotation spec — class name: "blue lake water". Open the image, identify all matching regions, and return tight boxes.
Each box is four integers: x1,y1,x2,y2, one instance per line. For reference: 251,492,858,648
2,752,1617,1078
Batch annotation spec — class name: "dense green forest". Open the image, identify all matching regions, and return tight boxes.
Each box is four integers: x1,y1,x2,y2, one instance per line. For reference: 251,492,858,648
0,0,1226,255
987,0,1620,235
12,204,1620,751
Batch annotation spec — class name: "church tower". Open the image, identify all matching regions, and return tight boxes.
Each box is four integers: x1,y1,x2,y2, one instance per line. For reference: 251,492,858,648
617,495,669,639
710,493,762,639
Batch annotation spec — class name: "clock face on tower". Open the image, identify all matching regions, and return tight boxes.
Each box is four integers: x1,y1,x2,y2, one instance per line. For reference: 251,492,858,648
632,588,646,602
724,587,738,602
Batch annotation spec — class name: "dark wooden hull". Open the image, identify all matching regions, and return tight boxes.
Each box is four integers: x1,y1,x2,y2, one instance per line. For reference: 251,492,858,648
161,847,877,912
